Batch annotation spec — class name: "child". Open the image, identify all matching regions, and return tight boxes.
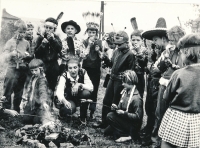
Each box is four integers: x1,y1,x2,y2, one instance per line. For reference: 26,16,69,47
158,33,200,148
20,59,52,124
2,20,31,112
104,70,143,143
82,11,103,119
130,30,148,98
56,56,93,124
60,20,86,74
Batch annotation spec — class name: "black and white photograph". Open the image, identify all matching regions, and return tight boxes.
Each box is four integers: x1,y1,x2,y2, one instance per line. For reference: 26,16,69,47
0,0,200,147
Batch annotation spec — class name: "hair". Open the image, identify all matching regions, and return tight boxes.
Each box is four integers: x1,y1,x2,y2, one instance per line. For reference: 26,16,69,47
14,20,27,32
26,22,34,29
130,30,143,39
177,33,200,63
167,26,185,43
28,59,45,73
86,28,98,35
181,47,200,63
122,70,138,85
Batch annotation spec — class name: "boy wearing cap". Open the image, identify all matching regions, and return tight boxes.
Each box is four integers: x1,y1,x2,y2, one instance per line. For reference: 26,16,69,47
93,31,135,128
2,20,31,112
34,17,62,93
60,20,86,74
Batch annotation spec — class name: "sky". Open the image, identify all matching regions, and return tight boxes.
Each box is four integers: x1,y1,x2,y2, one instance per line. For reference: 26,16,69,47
0,0,200,39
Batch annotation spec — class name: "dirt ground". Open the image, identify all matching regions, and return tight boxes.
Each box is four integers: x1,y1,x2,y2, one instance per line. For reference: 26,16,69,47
0,66,147,148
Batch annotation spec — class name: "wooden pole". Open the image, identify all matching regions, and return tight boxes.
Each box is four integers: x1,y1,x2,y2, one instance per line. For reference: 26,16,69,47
99,1,104,39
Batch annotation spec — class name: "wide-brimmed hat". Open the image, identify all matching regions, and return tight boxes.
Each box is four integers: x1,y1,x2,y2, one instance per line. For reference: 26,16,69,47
142,17,167,40
61,20,81,34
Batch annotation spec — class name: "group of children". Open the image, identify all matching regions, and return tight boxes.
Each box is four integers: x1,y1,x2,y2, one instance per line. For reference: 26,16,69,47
1,11,200,148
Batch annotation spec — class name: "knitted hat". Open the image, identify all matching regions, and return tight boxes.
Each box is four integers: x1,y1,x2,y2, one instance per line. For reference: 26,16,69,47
142,17,167,40
61,20,81,34
114,31,129,45
14,20,27,32
82,11,103,30
167,26,185,42
177,33,200,49
26,22,34,29
29,59,44,69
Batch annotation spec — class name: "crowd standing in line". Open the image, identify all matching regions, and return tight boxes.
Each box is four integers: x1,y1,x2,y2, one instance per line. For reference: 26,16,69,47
0,10,200,148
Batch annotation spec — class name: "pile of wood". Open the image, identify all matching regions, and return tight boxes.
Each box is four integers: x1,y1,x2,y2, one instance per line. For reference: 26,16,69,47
15,121,92,148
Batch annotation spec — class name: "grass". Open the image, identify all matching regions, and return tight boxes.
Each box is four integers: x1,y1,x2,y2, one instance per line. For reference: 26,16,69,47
0,66,147,148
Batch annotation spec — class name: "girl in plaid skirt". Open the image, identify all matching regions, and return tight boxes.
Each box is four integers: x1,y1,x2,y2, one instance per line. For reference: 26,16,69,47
158,34,200,148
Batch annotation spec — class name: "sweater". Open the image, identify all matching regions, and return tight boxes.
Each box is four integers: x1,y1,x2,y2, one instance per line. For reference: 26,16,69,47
163,63,200,113
3,37,31,67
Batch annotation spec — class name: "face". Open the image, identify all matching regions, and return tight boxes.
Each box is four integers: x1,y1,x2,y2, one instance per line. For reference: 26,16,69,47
87,30,97,38
131,36,143,50
44,23,55,34
65,25,77,37
168,36,178,46
16,29,26,40
25,28,34,38
152,36,163,49
114,34,124,45
122,77,134,90
30,68,41,77
68,63,79,79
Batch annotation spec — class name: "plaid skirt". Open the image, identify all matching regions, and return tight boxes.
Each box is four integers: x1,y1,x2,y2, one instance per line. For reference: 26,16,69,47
159,108,200,147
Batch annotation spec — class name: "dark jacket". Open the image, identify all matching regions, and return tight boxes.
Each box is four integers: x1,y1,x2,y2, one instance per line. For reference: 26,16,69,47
118,89,143,123
108,48,135,81
163,64,200,113
82,38,102,70
34,34,62,63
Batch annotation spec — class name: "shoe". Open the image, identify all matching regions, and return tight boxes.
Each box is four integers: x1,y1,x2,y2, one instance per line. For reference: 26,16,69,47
92,122,108,129
115,136,132,143
0,125,5,131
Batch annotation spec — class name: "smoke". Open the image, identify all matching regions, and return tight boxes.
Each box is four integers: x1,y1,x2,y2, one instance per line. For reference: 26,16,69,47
38,104,57,124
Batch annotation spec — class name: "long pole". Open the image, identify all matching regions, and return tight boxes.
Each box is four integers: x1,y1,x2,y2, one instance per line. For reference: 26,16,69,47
99,1,104,39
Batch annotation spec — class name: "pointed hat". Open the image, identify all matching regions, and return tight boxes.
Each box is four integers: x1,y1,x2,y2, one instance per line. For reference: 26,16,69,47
141,17,167,40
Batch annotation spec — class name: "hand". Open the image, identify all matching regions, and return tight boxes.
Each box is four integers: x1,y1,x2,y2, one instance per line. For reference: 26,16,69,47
24,52,30,57
116,109,125,115
165,58,172,67
95,45,100,51
71,83,80,96
47,33,54,41
42,38,49,45
62,99,71,109
111,103,118,111
4,109,19,117
88,37,95,45
42,103,49,110
10,50,18,57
